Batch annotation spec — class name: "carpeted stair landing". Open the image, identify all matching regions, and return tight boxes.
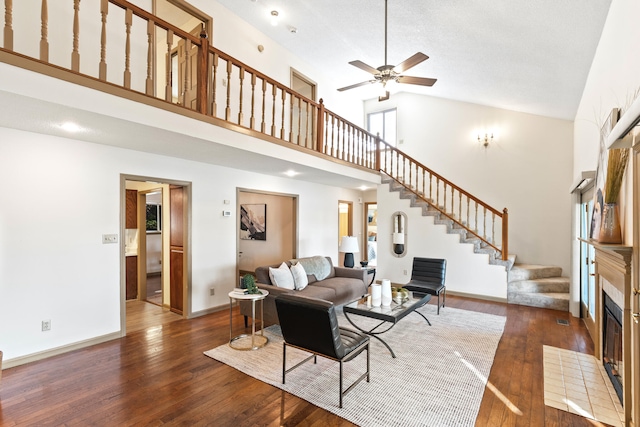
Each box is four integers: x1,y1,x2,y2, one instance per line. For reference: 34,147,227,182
508,264,569,311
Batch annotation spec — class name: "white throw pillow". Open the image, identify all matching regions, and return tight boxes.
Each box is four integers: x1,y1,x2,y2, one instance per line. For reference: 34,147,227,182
290,262,309,290
269,262,295,290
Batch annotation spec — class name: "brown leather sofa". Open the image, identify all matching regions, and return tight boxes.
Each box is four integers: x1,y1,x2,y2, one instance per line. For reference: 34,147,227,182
239,256,368,325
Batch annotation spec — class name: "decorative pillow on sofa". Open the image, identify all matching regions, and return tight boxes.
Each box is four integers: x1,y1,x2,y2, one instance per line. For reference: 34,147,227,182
290,256,332,281
290,262,309,290
269,262,295,290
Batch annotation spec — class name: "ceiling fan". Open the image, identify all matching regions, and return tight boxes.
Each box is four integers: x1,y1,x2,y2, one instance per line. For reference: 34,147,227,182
337,0,437,100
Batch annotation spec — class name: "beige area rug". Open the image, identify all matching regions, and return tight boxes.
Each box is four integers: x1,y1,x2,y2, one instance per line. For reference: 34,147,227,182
205,306,506,427
543,345,624,427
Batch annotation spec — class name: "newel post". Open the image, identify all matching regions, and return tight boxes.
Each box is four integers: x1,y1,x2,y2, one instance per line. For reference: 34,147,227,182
316,98,325,154
196,27,210,115
502,208,509,261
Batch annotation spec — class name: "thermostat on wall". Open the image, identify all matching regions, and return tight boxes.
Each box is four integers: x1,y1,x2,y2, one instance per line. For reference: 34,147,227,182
223,210,232,217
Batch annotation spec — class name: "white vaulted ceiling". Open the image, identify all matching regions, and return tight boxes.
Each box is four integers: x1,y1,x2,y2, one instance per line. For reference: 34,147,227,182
216,0,612,120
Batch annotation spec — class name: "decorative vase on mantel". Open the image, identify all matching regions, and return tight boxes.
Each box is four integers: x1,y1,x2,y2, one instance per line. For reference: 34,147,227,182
598,203,622,244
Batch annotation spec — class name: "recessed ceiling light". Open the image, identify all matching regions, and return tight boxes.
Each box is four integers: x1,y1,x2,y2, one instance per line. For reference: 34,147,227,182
270,10,279,26
284,170,298,177
60,122,82,133
359,185,368,191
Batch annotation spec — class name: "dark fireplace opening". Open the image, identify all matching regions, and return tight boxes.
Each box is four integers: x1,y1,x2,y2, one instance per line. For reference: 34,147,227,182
603,293,623,405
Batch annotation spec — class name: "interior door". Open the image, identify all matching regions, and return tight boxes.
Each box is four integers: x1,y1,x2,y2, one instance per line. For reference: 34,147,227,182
175,25,200,109
364,202,378,266
170,185,185,315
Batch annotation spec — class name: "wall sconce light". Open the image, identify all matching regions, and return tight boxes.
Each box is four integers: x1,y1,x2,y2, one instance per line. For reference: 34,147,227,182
340,236,359,268
478,133,494,148
270,10,279,26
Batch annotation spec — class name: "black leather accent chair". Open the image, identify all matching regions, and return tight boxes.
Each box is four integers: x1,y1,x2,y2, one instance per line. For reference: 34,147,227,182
275,294,370,408
403,257,447,314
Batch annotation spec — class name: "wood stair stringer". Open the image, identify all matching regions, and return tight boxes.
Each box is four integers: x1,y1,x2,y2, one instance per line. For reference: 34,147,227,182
383,174,515,270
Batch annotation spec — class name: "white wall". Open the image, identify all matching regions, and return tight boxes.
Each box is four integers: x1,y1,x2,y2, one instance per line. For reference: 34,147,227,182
366,92,574,275
0,127,363,362
376,184,508,299
574,0,640,243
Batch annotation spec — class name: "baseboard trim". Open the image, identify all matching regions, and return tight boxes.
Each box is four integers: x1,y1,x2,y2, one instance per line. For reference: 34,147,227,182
374,281,507,304
2,331,122,369
446,290,507,303
189,303,230,319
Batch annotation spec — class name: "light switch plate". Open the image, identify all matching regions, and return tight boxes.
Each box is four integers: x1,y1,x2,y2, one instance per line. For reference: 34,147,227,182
102,234,118,244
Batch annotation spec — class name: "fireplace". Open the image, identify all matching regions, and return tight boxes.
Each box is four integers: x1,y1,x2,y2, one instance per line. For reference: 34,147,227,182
602,292,623,404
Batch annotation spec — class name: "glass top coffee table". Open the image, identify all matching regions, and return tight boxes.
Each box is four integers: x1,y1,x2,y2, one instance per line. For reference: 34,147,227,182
343,293,432,358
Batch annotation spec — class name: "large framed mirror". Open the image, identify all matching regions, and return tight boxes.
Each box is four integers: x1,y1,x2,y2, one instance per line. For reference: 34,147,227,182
392,211,407,257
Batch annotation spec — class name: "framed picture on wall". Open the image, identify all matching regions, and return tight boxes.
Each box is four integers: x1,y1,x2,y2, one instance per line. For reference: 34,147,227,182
590,108,619,240
240,203,267,240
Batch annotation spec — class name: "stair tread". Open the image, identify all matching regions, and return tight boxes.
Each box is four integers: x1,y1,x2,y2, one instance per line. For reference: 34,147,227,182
515,277,570,283
511,263,562,270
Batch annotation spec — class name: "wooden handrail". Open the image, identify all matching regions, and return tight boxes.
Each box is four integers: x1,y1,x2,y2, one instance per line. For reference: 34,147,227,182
0,0,508,260
379,140,508,260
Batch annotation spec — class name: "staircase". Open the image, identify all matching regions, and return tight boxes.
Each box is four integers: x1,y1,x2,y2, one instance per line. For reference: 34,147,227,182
382,174,514,270
383,175,570,311
507,264,570,311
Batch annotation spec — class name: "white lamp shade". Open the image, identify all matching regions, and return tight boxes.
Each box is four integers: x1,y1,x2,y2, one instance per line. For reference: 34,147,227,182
392,232,404,245
340,236,359,253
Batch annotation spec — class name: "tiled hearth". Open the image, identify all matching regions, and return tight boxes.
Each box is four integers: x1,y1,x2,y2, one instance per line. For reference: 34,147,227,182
543,345,624,426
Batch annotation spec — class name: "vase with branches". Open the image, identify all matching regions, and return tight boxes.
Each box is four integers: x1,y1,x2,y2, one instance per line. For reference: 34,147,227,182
599,147,629,243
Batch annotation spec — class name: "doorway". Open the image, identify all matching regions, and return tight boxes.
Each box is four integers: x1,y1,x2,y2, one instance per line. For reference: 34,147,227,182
579,185,596,338
338,201,353,266
364,202,378,266
122,176,191,335
237,189,298,278
144,190,163,306
291,69,317,149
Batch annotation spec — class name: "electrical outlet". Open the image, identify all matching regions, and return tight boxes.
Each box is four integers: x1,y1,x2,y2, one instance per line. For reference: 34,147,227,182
42,320,51,331
403,269,408,275
210,288,215,296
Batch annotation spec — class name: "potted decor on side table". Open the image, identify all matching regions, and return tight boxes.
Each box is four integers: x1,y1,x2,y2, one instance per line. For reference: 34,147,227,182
241,273,261,295
599,147,629,243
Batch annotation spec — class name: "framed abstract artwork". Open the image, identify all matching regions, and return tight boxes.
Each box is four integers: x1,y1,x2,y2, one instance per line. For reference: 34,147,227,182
590,108,619,240
240,203,267,240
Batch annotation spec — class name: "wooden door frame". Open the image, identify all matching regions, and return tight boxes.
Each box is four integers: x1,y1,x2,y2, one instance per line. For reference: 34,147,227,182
120,175,192,336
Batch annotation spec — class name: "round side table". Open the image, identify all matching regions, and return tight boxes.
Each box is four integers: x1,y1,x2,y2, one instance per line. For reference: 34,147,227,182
228,290,269,350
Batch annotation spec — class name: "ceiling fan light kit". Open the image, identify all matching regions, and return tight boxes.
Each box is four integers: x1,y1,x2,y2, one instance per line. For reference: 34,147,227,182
338,0,437,100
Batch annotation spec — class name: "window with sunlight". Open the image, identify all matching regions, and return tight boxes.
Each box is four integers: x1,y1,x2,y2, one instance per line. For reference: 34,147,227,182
367,109,397,145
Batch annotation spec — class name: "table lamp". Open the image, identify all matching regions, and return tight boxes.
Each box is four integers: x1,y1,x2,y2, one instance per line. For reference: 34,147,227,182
340,236,359,268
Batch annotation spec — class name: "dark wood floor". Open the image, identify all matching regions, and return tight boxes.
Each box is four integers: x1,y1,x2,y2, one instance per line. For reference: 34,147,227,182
0,296,603,426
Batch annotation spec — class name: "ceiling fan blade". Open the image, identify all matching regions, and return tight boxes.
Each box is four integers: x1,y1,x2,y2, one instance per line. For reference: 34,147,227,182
393,52,429,73
397,75,437,86
349,60,380,75
337,80,376,92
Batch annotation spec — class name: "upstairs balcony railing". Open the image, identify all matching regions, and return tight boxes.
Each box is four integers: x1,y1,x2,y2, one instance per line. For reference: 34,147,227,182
0,0,508,260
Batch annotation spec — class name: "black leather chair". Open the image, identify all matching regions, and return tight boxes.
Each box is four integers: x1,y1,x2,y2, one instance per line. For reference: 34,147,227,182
403,257,447,314
275,294,370,408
